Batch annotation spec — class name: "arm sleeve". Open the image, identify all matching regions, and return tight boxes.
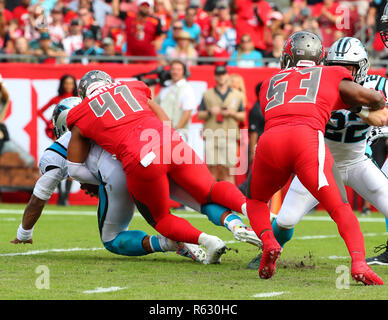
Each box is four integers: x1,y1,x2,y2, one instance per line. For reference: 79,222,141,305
67,161,100,185
33,168,65,201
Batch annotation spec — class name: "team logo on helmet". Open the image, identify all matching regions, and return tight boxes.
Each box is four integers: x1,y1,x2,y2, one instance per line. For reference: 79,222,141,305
52,96,82,139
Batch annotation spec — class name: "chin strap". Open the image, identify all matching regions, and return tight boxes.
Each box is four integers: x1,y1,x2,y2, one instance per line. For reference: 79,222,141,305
296,60,317,67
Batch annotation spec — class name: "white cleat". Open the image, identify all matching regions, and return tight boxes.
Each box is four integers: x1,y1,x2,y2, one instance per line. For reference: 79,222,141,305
203,236,227,265
232,226,263,249
176,242,207,263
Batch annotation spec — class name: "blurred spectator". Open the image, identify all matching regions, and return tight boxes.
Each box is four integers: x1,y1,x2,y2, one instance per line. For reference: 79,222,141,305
159,19,183,54
198,36,229,66
2,19,23,52
262,32,283,67
197,65,246,183
166,30,198,66
72,30,104,63
30,0,57,15
48,5,66,45
228,33,263,67
78,6,102,41
154,0,173,32
233,0,273,52
24,4,47,41
217,15,237,55
311,0,345,48
117,0,163,61
99,36,122,63
30,31,66,63
247,82,265,166
229,73,247,110
182,6,201,43
62,18,83,57
210,0,233,41
190,0,211,38
13,0,30,28
0,0,14,25
38,74,78,141
283,0,311,26
155,59,196,140
8,36,37,63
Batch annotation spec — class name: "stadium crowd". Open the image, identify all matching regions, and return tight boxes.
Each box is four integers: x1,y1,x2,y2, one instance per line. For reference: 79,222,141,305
0,0,386,65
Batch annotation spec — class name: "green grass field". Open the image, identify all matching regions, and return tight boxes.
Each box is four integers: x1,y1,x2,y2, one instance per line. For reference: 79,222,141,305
0,203,387,301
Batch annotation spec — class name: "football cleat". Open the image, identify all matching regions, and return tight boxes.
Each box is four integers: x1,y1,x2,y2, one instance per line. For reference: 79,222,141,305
203,236,227,265
232,226,262,248
259,246,282,279
176,242,206,263
366,240,388,266
247,254,262,270
351,260,384,285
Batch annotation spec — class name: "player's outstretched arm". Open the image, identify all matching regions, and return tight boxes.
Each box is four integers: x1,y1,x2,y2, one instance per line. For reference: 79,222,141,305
11,167,66,244
67,126,99,185
148,100,170,122
10,195,45,244
339,79,386,111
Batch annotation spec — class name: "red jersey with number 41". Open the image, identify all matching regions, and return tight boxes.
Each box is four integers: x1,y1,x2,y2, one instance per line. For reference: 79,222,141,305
260,65,353,132
67,80,158,158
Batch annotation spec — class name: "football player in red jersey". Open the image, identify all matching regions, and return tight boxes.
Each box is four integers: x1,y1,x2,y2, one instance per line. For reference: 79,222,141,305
246,31,388,284
66,71,249,264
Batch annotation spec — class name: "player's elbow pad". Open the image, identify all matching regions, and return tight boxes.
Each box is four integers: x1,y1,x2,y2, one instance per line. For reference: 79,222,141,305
67,161,100,185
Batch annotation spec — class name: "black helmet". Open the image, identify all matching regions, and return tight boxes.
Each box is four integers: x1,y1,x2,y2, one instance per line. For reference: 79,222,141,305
380,3,388,48
280,31,325,69
78,70,113,99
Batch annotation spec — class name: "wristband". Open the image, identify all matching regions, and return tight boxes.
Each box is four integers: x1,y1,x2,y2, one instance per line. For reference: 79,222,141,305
358,107,370,118
17,223,33,241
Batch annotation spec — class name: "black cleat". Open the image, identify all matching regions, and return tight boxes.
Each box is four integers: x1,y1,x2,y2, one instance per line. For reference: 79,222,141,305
247,253,262,269
366,240,388,266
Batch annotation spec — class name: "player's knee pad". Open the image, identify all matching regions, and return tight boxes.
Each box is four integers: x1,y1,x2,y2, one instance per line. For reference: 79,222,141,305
275,210,299,230
103,230,149,256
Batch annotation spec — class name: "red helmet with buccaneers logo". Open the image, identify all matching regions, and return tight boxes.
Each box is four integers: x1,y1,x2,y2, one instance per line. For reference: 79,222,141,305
280,31,325,69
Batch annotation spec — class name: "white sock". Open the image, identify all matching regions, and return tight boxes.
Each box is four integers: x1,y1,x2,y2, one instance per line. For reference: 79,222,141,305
157,235,178,252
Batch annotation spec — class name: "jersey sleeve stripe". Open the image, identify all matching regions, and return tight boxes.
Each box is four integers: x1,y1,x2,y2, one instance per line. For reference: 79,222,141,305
46,142,68,159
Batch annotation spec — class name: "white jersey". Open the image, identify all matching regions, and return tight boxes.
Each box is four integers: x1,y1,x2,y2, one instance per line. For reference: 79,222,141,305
324,74,387,168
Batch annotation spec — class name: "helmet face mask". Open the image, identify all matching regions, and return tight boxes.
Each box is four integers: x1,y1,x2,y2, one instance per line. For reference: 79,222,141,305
52,97,82,139
380,3,388,48
78,70,113,99
325,37,369,84
280,31,325,69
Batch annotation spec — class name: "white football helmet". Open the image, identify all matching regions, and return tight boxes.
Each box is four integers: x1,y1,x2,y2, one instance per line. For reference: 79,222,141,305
52,96,82,139
325,37,369,84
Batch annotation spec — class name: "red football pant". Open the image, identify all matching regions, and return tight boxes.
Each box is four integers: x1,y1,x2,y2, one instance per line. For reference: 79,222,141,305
247,125,365,260
123,133,246,244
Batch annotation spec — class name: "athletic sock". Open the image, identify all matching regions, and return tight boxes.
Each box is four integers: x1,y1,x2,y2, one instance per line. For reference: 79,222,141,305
223,213,245,232
272,218,294,248
385,217,388,232
154,214,202,244
152,235,177,252
246,198,272,240
330,203,366,261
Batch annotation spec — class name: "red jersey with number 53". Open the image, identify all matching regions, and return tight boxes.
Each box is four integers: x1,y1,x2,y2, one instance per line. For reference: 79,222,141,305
259,65,353,132
67,80,162,166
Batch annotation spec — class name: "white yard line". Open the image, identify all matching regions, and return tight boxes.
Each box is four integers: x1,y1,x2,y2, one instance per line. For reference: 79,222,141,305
253,291,287,298
0,209,386,223
0,247,104,257
83,287,127,294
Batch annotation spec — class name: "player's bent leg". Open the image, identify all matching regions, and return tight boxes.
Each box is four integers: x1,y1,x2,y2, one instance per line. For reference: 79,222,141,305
103,230,149,256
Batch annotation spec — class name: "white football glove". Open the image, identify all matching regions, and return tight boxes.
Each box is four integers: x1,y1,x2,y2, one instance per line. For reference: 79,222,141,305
367,126,388,145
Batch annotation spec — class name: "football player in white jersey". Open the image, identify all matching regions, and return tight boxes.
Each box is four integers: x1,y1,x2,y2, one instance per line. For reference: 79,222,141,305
12,97,261,265
247,37,388,268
